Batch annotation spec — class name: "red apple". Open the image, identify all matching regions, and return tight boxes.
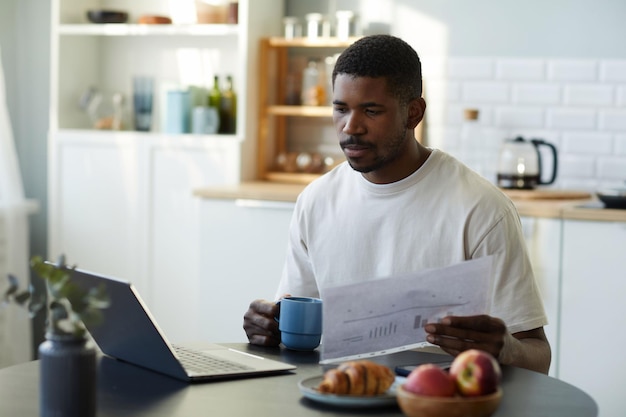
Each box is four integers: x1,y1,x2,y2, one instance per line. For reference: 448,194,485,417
449,349,502,396
403,364,456,397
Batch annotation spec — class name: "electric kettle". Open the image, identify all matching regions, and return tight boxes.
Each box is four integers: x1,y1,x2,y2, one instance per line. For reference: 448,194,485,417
497,137,558,189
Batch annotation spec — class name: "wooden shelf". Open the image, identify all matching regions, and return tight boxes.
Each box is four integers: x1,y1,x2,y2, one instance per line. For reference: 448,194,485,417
265,171,323,185
267,105,332,117
268,36,360,48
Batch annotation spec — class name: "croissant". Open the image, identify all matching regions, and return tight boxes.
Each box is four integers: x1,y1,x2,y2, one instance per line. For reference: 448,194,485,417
317,360,395,396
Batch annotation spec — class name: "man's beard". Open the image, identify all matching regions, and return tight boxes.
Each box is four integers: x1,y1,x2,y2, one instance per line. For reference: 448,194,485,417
342,128,407,174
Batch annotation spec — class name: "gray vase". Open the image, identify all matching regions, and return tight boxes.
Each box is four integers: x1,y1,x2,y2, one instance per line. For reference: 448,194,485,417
38,333,96,417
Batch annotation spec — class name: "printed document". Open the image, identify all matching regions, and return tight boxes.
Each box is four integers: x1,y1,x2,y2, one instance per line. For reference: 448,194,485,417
320,256,494,364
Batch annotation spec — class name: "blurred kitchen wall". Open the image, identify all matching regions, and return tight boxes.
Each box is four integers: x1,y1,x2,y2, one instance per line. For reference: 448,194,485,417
0,0,51,356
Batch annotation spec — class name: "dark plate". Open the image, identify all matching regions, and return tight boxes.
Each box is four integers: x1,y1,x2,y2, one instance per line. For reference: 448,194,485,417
87,9,129,24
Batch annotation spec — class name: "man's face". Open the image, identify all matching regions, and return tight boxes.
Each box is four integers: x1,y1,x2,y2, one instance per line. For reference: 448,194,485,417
332,74,413,183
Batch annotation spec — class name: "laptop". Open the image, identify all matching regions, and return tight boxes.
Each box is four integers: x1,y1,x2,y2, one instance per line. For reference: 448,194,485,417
67,266,296,382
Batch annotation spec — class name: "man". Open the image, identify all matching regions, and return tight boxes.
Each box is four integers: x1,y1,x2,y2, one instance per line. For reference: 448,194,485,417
243,35,551,374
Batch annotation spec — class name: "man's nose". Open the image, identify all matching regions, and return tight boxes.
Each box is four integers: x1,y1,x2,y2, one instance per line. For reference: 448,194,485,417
342,112,365,135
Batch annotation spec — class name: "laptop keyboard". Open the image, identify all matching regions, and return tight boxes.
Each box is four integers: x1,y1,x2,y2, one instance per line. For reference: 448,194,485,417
172,345,254,374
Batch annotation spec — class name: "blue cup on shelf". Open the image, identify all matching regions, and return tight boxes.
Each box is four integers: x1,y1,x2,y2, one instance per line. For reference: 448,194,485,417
165,90,191,134
275,296,323,351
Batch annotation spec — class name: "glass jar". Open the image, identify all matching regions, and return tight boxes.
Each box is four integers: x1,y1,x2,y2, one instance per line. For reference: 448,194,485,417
305,13,323,39
335,10,354,40
282,16,301,39
301,59,326,106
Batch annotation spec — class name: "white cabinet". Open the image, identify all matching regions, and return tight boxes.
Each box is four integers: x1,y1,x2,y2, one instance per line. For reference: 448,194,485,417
559,219,626,417
196,199,294,343
48,132,141,281
48,0,284,340
146,137,240,341
48,131,240,300
520,216,562,377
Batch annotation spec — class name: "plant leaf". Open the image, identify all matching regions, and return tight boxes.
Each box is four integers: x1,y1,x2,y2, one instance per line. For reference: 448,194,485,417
29,254,108,337
4,274,19,298
49,300,69,321
14,291,31,305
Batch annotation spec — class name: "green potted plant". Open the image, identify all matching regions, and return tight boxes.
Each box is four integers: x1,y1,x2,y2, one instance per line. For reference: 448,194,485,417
3,255,109,417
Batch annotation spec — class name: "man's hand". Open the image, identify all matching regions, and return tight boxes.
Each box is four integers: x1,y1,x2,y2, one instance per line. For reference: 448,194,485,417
243,299,281,346
424,315,506,359
424,314,551,374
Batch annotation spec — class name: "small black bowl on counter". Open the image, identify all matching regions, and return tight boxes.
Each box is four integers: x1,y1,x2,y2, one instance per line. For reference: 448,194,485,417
87,9,129,24
597,188,626,209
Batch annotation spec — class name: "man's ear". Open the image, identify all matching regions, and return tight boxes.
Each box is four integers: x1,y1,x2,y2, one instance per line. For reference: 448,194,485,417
407,97,426,129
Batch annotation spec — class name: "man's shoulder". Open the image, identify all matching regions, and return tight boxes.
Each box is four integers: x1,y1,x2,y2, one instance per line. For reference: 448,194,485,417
429,151,516,212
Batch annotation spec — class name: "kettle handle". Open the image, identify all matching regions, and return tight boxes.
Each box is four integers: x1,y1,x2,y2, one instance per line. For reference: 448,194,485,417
531,139,558,185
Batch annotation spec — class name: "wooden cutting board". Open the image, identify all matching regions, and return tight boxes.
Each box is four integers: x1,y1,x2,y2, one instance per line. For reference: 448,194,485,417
502,189,592,200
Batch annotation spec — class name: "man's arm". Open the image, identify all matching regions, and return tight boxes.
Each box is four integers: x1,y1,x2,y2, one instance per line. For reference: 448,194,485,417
500,327,551,374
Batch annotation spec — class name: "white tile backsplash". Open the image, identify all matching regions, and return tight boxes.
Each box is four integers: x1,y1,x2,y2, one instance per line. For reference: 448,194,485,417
617,86,626,106
599,110,626,131
462,82,510,103
597,157,626,179
547,60,598,82
561,132,613,154
512,83,561,105
427,56,626,189
496,107,544,128
546,108,597,130
615,134,626,155
447,58,495,80
558,155,596,178
496,59,545,81
599,60,626,82
563,84,615,107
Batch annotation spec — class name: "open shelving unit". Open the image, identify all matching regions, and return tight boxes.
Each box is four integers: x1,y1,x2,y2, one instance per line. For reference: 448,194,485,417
256,36,361,184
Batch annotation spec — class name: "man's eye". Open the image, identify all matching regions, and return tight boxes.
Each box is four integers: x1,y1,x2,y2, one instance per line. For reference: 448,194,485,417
365,109,381,116
333,106,347,114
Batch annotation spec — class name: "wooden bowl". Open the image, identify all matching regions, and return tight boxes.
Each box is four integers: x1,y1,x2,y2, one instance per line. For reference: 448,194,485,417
396,385,502,417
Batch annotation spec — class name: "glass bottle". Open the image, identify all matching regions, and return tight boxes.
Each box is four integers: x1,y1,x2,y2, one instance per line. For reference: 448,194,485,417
209,75,221,110
460,108,488,178
219,75,237,134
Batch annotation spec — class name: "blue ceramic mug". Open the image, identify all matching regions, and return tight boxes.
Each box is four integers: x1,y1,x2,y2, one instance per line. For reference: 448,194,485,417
275,296,323,351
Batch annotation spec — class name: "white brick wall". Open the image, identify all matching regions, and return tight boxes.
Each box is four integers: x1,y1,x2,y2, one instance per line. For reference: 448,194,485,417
424,56,626,190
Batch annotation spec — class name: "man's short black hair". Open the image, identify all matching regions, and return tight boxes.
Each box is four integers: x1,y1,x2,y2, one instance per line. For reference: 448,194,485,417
332,34,423,104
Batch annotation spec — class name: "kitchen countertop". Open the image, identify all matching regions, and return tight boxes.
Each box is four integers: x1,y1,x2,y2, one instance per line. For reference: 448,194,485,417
193,181,626,222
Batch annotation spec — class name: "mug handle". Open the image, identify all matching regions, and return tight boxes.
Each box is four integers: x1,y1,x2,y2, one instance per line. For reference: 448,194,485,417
273,294,292,323
274,299,282,323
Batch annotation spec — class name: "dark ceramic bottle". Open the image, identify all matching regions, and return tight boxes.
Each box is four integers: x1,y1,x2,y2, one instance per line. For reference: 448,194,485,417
39,333,96,417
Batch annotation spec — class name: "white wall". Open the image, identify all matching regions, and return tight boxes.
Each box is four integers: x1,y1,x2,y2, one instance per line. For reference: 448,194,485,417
0,0,50,355
0,0,49,255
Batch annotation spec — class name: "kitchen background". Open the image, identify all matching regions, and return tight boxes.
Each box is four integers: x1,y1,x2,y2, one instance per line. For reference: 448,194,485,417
0,1,624,415
0,0,624,295
1,0,625,366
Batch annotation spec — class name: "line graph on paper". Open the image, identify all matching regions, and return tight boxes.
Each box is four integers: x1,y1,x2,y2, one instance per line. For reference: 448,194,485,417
320,256,493,363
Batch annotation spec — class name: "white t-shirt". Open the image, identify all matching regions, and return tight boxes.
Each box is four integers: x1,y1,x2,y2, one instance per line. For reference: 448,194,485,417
276,149,547,335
